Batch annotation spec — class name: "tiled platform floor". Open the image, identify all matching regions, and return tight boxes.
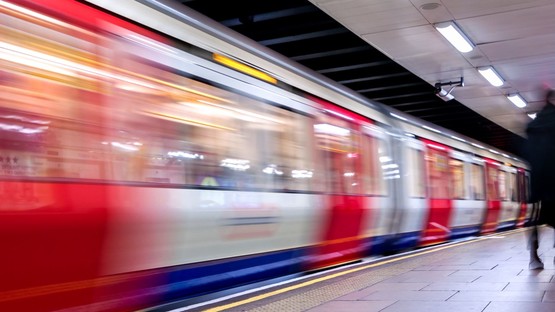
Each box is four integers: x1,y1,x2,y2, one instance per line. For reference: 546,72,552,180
192,226,555,312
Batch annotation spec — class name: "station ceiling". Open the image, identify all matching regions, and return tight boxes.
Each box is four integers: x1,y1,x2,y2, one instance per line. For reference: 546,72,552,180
177,0,549,157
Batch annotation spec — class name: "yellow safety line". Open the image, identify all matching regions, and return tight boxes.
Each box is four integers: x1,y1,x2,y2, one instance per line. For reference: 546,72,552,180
204,227,528,312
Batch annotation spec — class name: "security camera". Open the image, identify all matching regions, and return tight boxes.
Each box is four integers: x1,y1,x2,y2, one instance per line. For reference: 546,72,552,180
434,84,455,101
434,77,463,101
435,83,455,102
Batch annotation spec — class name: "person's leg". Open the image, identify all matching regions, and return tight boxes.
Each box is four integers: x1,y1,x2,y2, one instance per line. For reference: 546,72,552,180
529,225,544,269
530,202,544,269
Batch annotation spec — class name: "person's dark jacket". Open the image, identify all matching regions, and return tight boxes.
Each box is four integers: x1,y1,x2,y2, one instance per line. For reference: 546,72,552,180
525,103,555,226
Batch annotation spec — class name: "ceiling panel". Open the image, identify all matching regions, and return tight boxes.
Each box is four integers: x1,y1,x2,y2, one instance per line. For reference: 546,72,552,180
479,33,555,62
361,25,471,75
315,0,428,34
458,4,555,44
443,0,554,20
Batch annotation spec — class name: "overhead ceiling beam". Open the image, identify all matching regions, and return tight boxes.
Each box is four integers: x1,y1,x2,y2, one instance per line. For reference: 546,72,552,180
373,92,432,101
355,82,424,93
317,60,393,74
291,46,371,61
221,5,317,26
259,28,349,46
338,72,411,84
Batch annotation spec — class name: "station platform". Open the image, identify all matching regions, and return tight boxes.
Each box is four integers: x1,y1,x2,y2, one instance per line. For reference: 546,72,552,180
153,226,555,312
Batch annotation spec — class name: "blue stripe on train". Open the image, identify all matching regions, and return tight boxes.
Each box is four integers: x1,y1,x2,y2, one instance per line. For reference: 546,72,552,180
365,231,421,255
496,220,517,231
449,225,481,240
161,248,306,301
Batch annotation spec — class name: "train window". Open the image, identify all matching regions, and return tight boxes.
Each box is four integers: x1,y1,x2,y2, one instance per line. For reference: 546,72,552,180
510,172,517,201
314,114,361,194
407,148,425,198
426,149,450,199
375,139,389,196
498,171,507,201
361,135,387,196
471,164,485,200
449,158,466,199
525,174,531,203
486,166,500,200
95,45,315,190
255,110,313,191
0,15,109,182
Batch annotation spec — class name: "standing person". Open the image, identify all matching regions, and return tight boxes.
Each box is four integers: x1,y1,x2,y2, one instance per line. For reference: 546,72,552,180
525,89,555,269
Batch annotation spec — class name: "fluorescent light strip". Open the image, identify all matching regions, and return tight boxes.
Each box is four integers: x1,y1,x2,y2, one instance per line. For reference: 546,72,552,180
390,113,407,121
478,67,504,87
325,109,354,121
427,143,446,150
422,125,441,133
528,113,537,119
435,22,474,53
450,135,466,142
507,94,527,108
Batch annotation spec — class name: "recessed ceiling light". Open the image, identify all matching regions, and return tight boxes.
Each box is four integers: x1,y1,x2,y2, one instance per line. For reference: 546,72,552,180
507,94,527,108
478,66,504,87
435,21,474,53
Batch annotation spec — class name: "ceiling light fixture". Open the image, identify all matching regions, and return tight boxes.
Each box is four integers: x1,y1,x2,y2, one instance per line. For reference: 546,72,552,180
435,21,474,53
478,66,504,87
507,94,527,108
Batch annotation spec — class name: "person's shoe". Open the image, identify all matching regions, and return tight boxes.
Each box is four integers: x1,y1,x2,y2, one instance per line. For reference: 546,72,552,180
530,258,544,270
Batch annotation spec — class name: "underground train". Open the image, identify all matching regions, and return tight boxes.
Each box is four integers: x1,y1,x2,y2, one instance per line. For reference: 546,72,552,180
0,0,532,310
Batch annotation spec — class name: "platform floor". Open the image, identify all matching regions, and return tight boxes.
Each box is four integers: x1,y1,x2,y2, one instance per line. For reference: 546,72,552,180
170,226,555,312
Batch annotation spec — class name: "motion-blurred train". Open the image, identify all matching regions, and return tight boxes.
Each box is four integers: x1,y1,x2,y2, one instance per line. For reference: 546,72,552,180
0,0,532,310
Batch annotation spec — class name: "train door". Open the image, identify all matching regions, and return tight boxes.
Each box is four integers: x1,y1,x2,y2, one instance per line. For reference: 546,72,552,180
497,165,518,230
359,124,394,254
420,139,453,246
462,157,487,236
310,108,367,269
481,159,502,234
447,150,482,239
392,136,427,250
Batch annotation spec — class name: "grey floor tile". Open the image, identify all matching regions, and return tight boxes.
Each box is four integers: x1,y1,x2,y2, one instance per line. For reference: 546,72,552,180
422,282,508,291
448,290,544,302
475,274,553,283
517,269,555,277
360,290,455,301
306,300,395,312
542,291,555,301
484,301,555,311
334,288,379,301
379,300,489,312
504,282,555,291
383,271,472,283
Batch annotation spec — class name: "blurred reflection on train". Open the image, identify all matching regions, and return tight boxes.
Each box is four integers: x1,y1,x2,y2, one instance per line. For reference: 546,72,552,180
0,0,532,310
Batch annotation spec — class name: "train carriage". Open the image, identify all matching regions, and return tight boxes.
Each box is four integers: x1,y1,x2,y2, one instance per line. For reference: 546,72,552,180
0,0,532,311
